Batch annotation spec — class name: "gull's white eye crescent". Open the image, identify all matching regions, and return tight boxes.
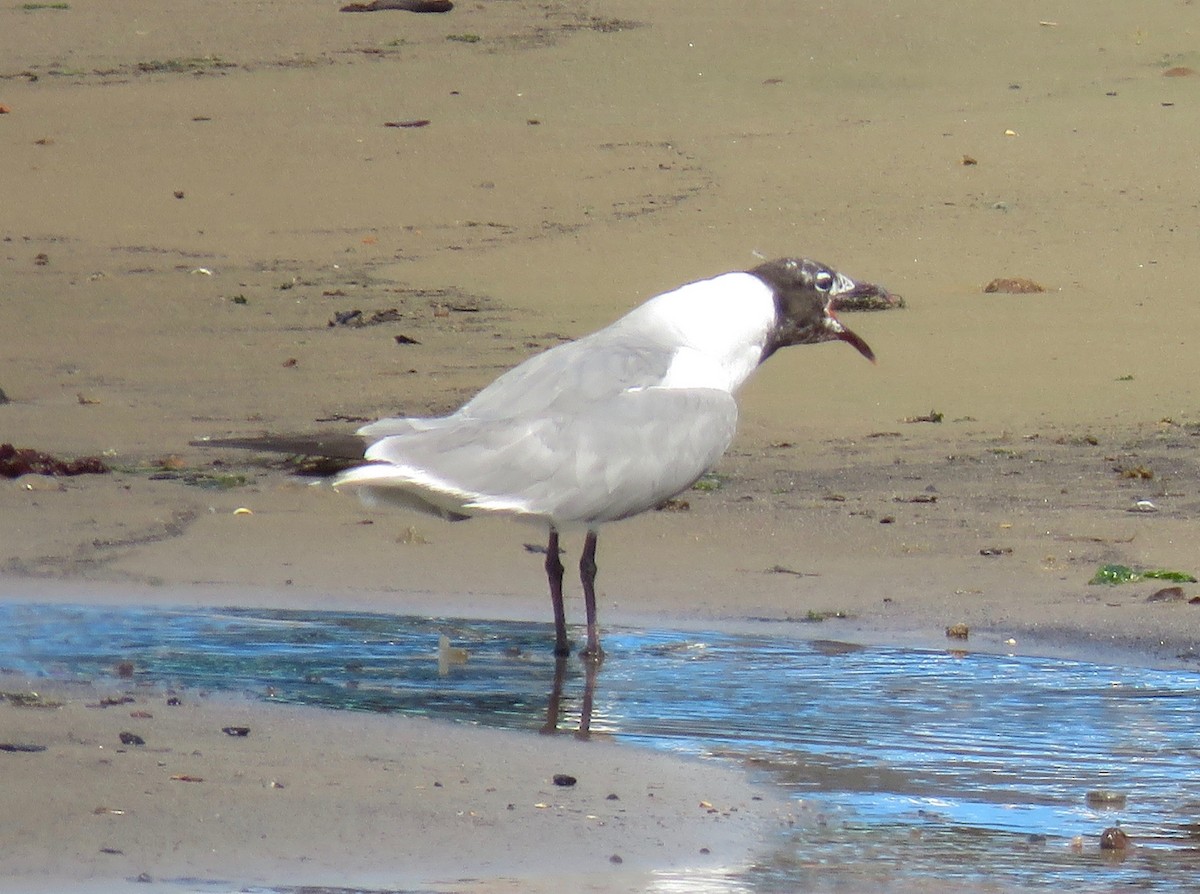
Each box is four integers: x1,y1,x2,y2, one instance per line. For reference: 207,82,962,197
814,270,835,293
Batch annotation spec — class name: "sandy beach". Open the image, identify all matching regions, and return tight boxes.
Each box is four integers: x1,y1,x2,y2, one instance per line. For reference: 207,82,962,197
3,0,1200,890
1,673,786,894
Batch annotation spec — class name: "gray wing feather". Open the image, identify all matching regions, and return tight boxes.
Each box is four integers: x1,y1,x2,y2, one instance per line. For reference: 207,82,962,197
357,326,676,441
359,323,676,438
359,387,738,525
357,416,451,440
461,330,675,420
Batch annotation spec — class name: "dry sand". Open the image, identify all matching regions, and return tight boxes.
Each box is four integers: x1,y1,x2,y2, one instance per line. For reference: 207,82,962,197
2,0,1200,890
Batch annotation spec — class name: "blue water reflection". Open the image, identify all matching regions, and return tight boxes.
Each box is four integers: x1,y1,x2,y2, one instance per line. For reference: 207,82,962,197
2,602,1198,891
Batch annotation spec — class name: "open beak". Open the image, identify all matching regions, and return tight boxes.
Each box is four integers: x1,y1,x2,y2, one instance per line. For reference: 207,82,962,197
826,276,899,363
826,313,876,363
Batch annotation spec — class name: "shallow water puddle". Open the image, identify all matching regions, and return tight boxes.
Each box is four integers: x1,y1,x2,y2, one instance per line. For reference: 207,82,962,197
2,603,1198,891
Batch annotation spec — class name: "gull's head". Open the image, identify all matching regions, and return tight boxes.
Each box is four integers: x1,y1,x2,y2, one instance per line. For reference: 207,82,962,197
751,257,897,363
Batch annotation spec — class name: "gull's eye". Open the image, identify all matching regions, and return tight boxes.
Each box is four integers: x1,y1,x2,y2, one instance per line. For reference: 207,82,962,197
814,270,835,293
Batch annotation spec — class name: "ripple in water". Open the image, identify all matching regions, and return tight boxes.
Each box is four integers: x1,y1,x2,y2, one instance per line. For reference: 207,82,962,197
2,602,1198,892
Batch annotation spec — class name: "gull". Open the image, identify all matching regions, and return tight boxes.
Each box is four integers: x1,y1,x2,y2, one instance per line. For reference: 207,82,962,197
326,257,896,659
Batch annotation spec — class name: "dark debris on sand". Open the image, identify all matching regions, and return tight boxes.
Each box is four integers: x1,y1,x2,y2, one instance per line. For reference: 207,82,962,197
0,443,109,479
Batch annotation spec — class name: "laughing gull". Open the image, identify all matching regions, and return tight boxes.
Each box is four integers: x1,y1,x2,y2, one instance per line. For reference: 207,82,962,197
326,257,895,659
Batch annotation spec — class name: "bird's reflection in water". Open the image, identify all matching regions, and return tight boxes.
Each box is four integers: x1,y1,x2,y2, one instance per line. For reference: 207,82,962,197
540,656,599,740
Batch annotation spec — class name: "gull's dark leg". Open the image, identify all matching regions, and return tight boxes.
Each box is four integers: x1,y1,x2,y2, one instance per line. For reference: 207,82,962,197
545,528,569,657
580,529,603,662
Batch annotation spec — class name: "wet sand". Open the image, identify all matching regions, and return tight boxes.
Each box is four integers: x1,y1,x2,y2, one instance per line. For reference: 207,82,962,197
3,0,1200,889
1,673,783,894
